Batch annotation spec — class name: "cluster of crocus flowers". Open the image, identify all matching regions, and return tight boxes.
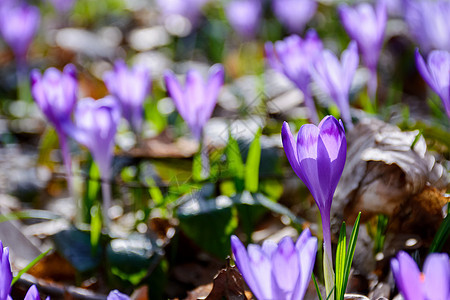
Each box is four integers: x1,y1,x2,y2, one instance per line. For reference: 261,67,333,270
415,49,450,119
30,64,78,192
231,228,317,300
226,0,261,39
265,30,323,124
272,0,317,34
404,0,450,53
164,64,224,141
281,115,347,296
339,0,386,98
0,1,40,67
104,60,152,134
391,251,450,300
311,41,359,129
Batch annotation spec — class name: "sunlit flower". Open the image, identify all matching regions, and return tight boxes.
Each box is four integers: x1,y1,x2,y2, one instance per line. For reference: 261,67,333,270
30,64,78,187
338,0,386,98
311,41,359,129
0,3,40,64
415,49,450,119
404,0,450,53
265,30,323,123
272,0,317,34
226,0,261,38
107,290,130,300
391,251,450,300
231,229,317,300
104,60,151,133
281,116,346,294
164,64,224,141
0,241,12,300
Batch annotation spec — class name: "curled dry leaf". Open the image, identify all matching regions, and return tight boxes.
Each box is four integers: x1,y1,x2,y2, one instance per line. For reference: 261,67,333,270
333,118,449,233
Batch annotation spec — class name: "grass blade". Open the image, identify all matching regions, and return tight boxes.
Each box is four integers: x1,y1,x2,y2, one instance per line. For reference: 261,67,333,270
429,213,450,253
342,212,361,299
335,222,347,300
11,248,52,286
312,273,323,300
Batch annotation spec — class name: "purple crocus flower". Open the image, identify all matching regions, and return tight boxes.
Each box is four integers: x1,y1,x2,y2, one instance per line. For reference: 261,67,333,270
47,0,76,13
164,64,224,141
0,3,40,65
281,115,346,295
265,30,323,124
226,0,261,38
66,97,121,225
338,0,386,98
0,241,12,300
311,41,359,129
30,64,78,190
107,290,130,300
24,285,49,300
272,0,317,34
391,251,450,300
231,228,317,300
404,0,450,53
415,49,450,119
103,60,151,133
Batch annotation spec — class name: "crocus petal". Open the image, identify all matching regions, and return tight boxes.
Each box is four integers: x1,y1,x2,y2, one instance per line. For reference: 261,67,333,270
391,251,424,300
247,244,274,299
24,285,40,300
273,0,317,33
292,235,317,300
271,237,300,294
0,243,12,300
107,290,130,300
203,64,224,126
164,70,187,121
423,253,450,300
281,122,302,180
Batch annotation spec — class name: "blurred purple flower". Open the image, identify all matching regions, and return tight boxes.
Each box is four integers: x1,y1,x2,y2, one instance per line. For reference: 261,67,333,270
281,115,346,283
226,0,261,38
339,0,386,98
265,30,323,123
415,49,450,119
164,64,224,141
156,0,210,28
24,285,49,300
30,64,78,186
272,0,317,34
0,241,12,300
391,251,450,300
107,290,130,300
47,0,76,13
311,41,359,129
0,3,40,64
231,229,317,300
104,60,151,133
404,0,450,53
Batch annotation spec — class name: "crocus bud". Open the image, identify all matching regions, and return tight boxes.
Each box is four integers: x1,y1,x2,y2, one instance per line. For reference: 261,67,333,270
0,3,40,63
231,229,317,300
164,64,224,141
226,0,261,38
24,285,48,300
272,0,317,34
404,0,450,53
415,49,450,119
311,41,359,129
103,60,151,133
30,64,78,132
265,30,323,123
391,251,450,300
107,290,130,300
0,241,12,300
339,0,386,98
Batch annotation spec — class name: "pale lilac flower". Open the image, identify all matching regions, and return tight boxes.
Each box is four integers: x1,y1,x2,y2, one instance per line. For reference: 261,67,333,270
0,3,40,64
339,0,386,98
272,0,317,34
226,0,261,38
47,0,76,13
231,229,317,300
104,60,151,133
404,0,450,53
66,97,120,225
415,49,450,119
164,64,224,141
0,241,12,300
311,41,359,129
30,64,78,188
265,30,323,123
107,290,130,300
281,116,346,294
391,251,450,300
